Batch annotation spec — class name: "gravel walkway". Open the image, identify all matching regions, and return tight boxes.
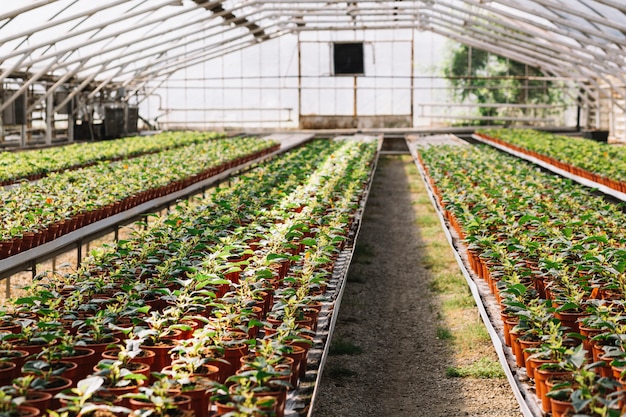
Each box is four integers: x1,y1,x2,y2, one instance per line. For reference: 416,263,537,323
313,155,522,417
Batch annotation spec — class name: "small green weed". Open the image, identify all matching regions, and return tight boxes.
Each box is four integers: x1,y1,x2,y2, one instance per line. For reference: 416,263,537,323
446,358,505,379
436,326,453,340
329,339,363,356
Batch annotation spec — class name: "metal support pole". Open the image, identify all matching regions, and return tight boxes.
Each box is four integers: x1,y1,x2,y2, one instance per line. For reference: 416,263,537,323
353,75,358,125
77,241,82,269
46,93,54,145
297,32,302,128
68,106,74,142
410,28,415,128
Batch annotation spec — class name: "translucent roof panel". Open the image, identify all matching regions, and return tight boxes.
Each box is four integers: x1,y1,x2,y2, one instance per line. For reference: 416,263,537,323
0,0,626,94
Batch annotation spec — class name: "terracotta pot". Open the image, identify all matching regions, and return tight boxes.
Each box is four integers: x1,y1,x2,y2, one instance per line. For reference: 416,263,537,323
229,384,287,417
282,345,306,387
0,349,29,379
578,325,601,359
555,310,589,335
141,340,178,378
536,368,571,413
82,337,121,369
287,334,314,378
518,339,541,378
10,342,49,357
102,348,156,368
550,397,574,417
221,344,249,381
215,400,237,416
508,330,525,368
21,391,52,415
179,378,213,417
30,376,72,409
99,383,140,408
16,405,40,417
64,347,96,381
0,361,16,386
0,241,12,259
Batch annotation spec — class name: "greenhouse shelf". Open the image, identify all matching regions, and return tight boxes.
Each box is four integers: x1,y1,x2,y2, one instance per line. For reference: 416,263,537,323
298,134,382,417
407,135,542,417
0,133,313,280
471,134,626,203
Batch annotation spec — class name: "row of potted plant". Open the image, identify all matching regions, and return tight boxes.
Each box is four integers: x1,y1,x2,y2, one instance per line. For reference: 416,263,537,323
475,128,626,193
416,143,626,416
0,131,226,186
0,136,279,259
0,137,377,416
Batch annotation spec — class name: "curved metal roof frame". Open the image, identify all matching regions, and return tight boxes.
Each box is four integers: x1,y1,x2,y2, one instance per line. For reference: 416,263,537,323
1,0,626,110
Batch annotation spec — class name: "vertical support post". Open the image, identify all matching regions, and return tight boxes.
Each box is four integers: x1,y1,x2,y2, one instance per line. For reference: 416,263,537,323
297,32,302,129
27,86,33,145
67,99,74,142
353,75,357,125
410,29,415,128
114,225,119,242
77,241,82,269
31,261,36,281
596,88,601,130
45,92,54,145
5,276,10,300
20,125,26,148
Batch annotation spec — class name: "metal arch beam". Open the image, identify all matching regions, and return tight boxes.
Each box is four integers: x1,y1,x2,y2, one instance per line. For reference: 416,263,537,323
10,2,419,83
446,0,625,58
1,0,187,66
125,26,295,85
102,0,620,87
32,6,266,83
426,25,567,77
41,8,280,94
54,70,101,114
429,17,589,79
427,24,605,109
0,1,259,111
284,1,614,81
430,20,622,112
446,0,626,80
591,0,626,13
0,1,61,22
122,22,290,84
484,0,626,46
9,1,273,84
425,3,609,69
0,0,130,46
433,15,620,91
26,59,89,114
428,18,579,70
522,0,626,33
0,57,61,113
424,6,626,87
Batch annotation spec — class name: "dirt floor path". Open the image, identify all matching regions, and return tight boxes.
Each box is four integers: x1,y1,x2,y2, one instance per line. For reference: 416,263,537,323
313,155,522,417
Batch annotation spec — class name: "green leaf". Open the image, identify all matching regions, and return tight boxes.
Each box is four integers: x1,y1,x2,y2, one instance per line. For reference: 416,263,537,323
76,376,104,399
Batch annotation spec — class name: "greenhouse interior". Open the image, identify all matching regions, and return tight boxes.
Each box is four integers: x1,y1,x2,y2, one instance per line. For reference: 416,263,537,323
1,1,626,417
